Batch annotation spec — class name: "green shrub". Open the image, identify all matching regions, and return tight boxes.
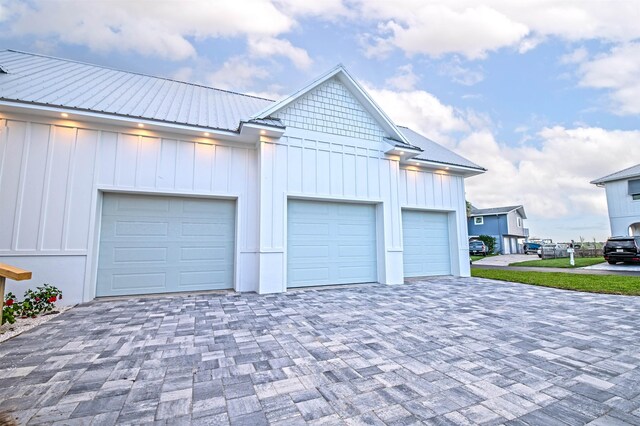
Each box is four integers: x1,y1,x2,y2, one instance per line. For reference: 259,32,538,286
2,284,63,325
477,235,497,254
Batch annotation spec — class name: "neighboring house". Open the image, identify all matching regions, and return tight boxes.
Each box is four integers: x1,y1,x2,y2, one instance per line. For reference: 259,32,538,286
591,164,640,237
0,50,485,304
468,205,528,254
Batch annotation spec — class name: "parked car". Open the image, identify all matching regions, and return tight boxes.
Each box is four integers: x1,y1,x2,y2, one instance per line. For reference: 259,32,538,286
603,236,640,264
537,243,568,258
523,242,541,254
469,240,488,256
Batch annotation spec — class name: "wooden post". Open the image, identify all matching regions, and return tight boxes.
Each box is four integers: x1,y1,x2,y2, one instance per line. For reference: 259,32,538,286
0,276,5,318
0,263,32,323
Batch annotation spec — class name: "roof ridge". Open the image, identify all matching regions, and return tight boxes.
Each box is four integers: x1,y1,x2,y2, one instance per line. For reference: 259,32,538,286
592,163,640,183
3,49,276,102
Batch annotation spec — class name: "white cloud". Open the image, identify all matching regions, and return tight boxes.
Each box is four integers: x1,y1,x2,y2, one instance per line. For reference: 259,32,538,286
462,125,640,224
207,57,269,91
560,47,588,64
355,0,640,59
273,0,350,18
2,0,294,60
384,64,419,91
248,37,312,70
439,58,484,86
366,86,470,146
371,5,529,59
577,43,640,115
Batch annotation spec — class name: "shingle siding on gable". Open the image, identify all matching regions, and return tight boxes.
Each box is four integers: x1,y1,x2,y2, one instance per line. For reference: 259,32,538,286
272,78,386,141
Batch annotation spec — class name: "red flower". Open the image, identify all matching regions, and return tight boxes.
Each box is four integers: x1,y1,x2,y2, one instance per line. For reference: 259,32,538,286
35,298,40,302
48,296,57,303
5,299,13,306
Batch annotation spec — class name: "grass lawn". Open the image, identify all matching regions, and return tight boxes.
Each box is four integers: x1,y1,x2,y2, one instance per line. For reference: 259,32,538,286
509,257,605,268
472,268,640,296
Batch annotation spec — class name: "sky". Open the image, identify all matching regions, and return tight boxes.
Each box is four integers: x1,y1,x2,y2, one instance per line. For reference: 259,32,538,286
1,0,639,242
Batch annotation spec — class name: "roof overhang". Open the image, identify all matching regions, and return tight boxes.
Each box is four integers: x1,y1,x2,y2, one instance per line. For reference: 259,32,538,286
470,205,526,218
0,100,285,144
401,158,486,177
252,64,413,147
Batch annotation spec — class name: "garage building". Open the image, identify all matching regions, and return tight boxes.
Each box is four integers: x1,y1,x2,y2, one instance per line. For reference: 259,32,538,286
0,50,485,303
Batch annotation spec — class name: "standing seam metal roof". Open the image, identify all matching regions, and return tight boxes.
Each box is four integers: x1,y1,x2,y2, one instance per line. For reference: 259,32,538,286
0,49,275,131
0,50,484,172
590,164,640,185
397,126,485,170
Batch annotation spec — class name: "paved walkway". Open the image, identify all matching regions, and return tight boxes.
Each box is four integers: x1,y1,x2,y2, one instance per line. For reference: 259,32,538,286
584,263,640,272
473,254,532,266
2,278,640,425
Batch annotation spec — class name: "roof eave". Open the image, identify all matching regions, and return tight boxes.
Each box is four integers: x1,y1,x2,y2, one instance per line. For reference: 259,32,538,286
0,100,275,143
403,159,486,177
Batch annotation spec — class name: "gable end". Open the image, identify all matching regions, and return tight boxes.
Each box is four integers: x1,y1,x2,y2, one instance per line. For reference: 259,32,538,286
271,77,386,141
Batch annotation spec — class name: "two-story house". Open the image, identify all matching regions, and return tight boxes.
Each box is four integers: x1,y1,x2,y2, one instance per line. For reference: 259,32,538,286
591,164,640,236
468,205,528,254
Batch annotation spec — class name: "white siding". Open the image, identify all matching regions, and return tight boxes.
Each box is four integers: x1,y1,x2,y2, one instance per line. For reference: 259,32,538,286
0,118,259,302
399,167,469,276
604,180,640,236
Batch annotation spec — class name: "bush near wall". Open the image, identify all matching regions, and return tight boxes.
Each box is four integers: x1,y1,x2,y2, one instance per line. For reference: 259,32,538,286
476,235,497,254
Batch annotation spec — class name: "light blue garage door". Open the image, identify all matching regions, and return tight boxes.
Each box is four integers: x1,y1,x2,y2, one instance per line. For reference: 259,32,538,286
97,193,235,297
287,200,377,288
402,210,451,277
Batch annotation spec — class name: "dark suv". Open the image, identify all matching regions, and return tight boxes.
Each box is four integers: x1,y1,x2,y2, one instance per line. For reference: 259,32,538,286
469,240,488,256
603,236,640,264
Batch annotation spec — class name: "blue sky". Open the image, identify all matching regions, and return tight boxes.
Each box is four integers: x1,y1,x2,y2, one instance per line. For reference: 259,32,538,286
1,0,639,241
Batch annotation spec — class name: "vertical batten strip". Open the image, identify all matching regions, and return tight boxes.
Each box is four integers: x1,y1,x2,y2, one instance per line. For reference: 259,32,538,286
61,127,79,251
13,121,31,251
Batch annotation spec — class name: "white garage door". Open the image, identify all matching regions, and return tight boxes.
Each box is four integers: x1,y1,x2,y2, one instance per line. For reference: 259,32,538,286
402,210,451,277
97,193,235,297
287,200,377,288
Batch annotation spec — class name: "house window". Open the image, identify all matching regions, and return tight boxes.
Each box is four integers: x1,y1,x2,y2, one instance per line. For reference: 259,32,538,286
629,179,640,200
517,217,522,227
474,216,483,225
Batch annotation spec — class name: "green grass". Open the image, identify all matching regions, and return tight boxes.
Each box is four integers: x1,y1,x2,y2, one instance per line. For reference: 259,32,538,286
509,257,605,268
472,268,640,296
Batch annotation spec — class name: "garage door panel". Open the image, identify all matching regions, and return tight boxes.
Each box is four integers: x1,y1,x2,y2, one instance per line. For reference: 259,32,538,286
402,210,451,277
97,193,235,297
288,200,377,288
113,247,168,263
108,272,166,291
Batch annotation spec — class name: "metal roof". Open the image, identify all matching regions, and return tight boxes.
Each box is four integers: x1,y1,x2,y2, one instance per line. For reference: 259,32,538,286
590,163,640,185
470,205,527,218
397,126,485,170
0,49,274,132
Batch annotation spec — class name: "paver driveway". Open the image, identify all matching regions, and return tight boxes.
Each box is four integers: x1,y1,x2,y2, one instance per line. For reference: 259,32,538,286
1,277,640,425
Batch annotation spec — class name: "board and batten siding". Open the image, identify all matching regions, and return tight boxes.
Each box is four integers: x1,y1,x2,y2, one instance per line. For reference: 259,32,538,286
604,179,640,236
0,118,259,302
256,125,407,293
399,167,469,276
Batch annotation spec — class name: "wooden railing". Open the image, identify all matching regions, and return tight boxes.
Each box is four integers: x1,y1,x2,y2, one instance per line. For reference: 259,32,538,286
0,263,32,316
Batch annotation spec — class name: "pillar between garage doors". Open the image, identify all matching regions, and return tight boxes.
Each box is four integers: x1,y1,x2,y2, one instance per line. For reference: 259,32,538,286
256,136,287,294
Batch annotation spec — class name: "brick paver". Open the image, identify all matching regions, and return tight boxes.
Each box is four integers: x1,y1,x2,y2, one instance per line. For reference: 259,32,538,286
1,277,640,425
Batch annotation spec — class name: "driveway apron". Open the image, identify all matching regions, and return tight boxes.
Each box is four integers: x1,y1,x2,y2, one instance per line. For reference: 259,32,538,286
1,277,640,425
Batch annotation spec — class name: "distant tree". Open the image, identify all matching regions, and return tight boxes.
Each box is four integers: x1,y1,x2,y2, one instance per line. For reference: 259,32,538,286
477,235,497,254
